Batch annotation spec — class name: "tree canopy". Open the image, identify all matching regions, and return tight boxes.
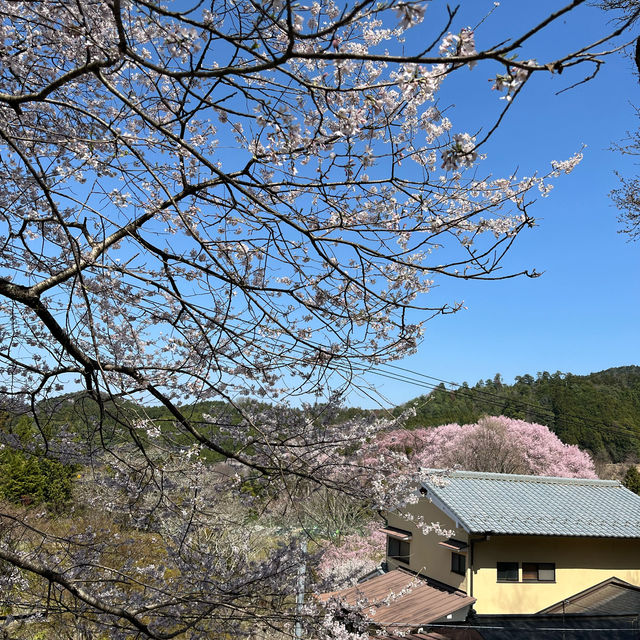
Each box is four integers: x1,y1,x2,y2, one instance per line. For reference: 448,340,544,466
374,415,597,477
623,465,640,494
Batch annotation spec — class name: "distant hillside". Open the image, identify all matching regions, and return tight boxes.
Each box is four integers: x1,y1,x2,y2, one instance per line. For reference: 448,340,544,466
4,367,639,465
394,366,640,462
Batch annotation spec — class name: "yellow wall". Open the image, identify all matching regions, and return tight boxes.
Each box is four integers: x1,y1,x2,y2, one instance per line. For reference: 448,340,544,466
385,499,468,592
471,535,640,614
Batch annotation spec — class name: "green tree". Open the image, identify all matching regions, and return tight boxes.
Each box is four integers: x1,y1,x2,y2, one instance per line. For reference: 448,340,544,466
622,465,640,494
0,416,75,511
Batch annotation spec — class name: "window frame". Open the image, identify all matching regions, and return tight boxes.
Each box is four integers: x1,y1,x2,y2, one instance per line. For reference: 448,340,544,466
451,551,466,576
522,562,556,583
496,561,519,583
387,536,411,564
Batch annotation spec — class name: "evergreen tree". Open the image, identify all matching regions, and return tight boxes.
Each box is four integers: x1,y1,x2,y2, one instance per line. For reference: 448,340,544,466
0,415,76,511
622,465,640,495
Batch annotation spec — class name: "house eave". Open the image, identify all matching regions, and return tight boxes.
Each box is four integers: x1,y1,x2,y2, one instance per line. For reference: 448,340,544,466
419,482,472,533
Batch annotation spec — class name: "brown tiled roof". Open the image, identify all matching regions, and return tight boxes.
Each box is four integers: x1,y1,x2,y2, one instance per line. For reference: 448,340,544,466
538,576,640,615
319,568,475,630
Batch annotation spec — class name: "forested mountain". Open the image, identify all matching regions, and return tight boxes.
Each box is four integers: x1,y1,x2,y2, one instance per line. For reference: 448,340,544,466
3,366,639,491
394,366,640,462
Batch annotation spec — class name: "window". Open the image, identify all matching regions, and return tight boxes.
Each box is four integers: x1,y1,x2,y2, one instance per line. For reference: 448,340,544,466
387,537,410,564
451,552,466,575
497,562,555,582
497,562,519,582
522,562,555,582
383,526,411,564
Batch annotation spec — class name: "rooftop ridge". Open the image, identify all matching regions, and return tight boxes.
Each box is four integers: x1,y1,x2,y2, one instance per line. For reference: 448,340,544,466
422,468,621,487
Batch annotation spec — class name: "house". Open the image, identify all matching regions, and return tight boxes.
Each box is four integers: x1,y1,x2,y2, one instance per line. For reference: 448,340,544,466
383,470,640,615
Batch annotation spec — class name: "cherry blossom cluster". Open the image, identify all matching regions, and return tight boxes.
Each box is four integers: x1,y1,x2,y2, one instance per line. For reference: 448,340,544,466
373,416,598,478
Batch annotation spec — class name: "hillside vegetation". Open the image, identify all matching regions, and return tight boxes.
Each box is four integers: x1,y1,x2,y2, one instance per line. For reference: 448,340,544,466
395,366,640,462
2,366,638,511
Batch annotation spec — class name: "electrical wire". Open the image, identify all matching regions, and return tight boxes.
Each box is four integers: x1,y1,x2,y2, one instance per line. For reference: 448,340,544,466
229,325,640,446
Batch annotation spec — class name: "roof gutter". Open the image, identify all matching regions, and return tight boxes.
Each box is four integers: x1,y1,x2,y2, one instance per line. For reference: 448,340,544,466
469,533,491,600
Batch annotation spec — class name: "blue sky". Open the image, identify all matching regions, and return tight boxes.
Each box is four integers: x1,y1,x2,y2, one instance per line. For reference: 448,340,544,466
7,0,631,411
346,0,640,408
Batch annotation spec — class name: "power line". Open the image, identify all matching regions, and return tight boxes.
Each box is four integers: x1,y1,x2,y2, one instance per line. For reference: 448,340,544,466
382,363,640,445
237,329,640,446
218,312,640,445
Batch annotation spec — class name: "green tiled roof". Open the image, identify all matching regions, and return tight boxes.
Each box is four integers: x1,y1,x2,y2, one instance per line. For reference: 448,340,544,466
420,470,640,538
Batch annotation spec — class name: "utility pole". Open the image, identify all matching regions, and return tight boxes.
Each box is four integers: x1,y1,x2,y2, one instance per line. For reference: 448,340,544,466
295,537,307,640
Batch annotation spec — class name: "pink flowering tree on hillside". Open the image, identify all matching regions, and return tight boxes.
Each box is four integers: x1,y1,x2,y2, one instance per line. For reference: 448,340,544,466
316,523,387,590
376,416,598,478
0,0,629,637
